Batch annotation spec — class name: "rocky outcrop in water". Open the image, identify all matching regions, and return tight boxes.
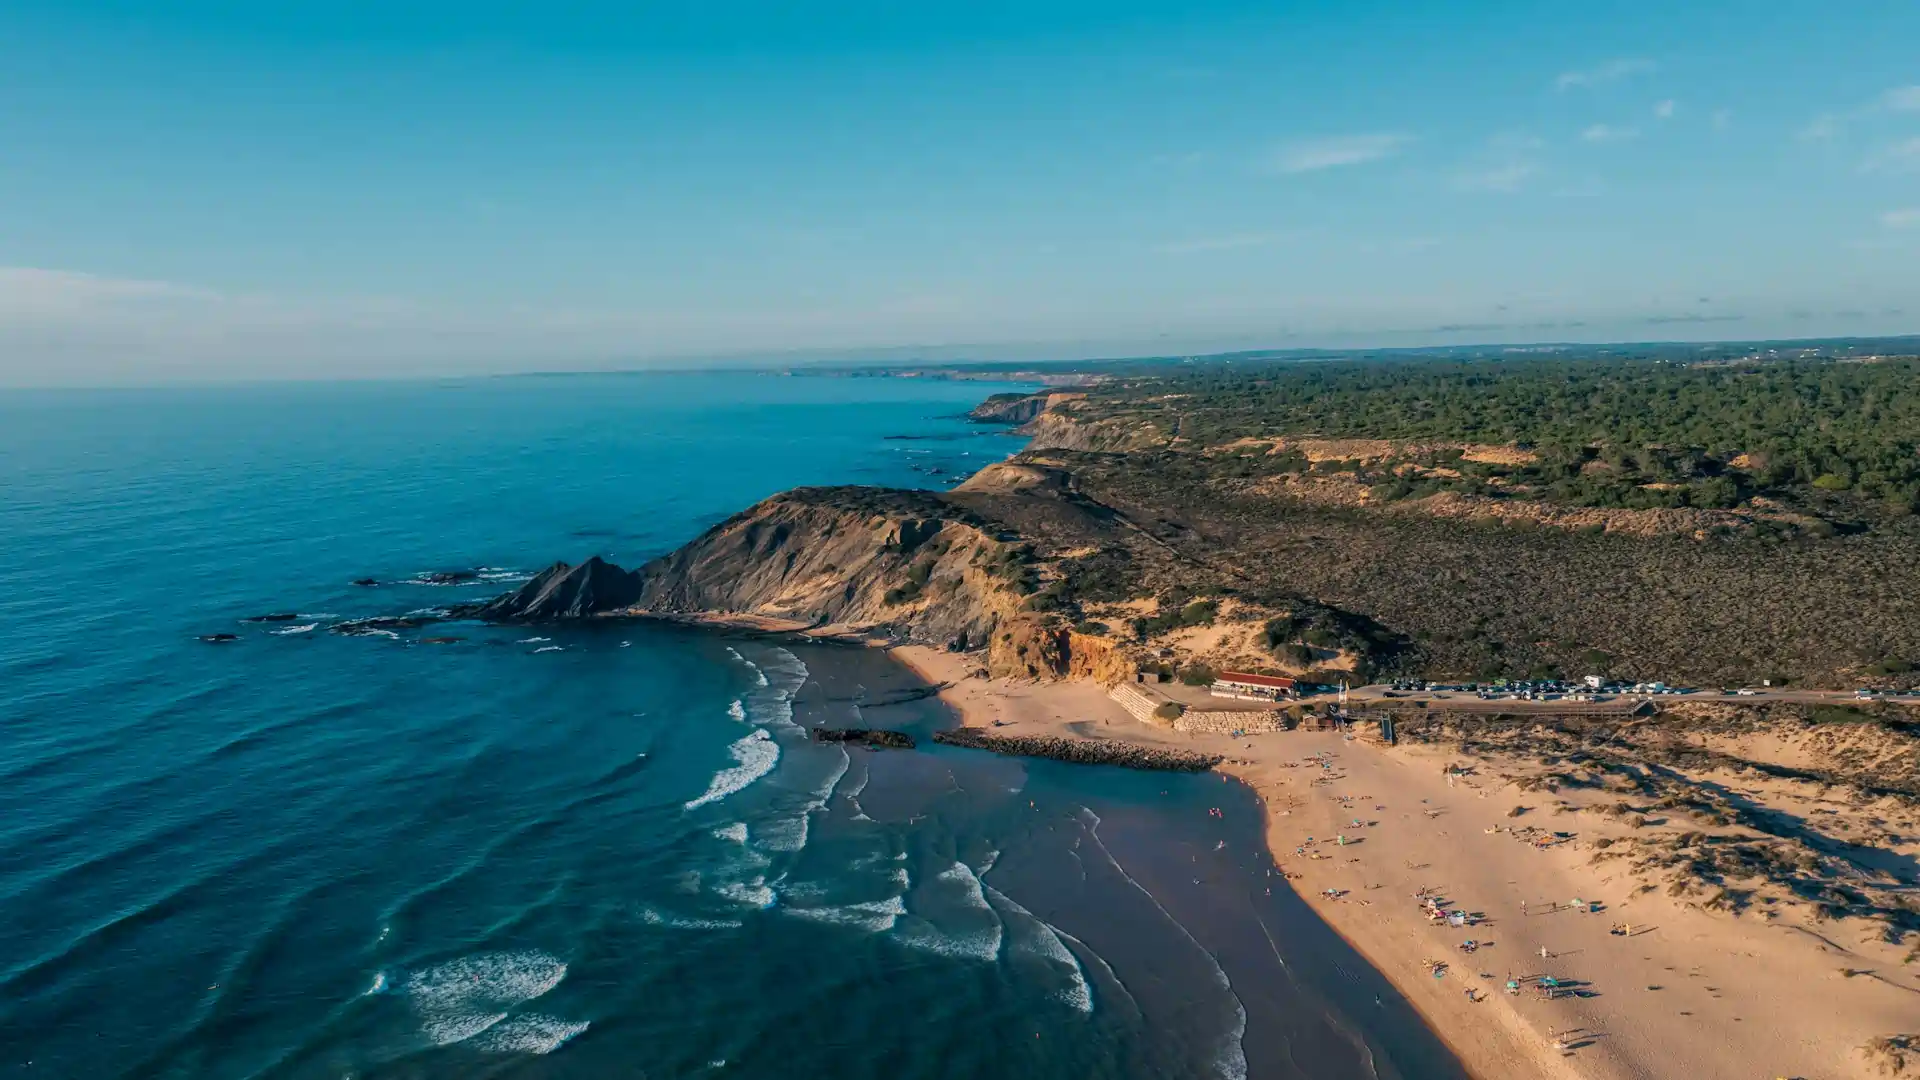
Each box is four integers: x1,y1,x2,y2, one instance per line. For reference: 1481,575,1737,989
932,728,1220,771
811,728,916,749
470,557,645,620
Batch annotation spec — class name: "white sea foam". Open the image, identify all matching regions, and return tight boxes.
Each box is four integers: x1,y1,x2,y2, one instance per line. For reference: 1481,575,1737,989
364,971,389,995
936,861,991,914
272,623,319,635
726,700,747,723
685,730,779,810
808,748,849,810
295,613,337,620
401,950,568,1046
637,906,743,931
986,886,1093,1014
777,880,829,903
840,769,870,800
754,810,808,852
715,879,777,909
469,1014,590,1054
892,917,1002,962
422,1011,508,1046
517,636,551,644
713,823,748,844
534,646,564,653
787,896,905,933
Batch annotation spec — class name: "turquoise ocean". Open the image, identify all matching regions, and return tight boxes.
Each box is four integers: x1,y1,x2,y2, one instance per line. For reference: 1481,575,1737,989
0,373,1468,1079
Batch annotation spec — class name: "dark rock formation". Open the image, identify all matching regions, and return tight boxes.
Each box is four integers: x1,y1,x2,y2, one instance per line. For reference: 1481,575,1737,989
198,633,240,643
932,728,1221,771
351,578,379,587
411,570,480,585
811,728,916,750
242,613,301,623
418,636,465,645
469,557,644,620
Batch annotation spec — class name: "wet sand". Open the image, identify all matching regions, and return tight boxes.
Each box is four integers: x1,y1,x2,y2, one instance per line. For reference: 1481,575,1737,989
856,645,1471,1079
893,646,1920,1080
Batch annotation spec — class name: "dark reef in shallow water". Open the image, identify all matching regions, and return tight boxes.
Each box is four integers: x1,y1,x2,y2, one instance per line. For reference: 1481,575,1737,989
933,729,1221,771
811,728,916,749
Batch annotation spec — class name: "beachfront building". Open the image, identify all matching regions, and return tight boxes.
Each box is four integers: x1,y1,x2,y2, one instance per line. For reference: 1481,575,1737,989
1209,671,1296,702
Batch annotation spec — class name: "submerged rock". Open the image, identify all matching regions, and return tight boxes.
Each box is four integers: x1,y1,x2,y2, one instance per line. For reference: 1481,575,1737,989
198,633,240,643
241,612,302,623
351,578,380,587
410,570,480,585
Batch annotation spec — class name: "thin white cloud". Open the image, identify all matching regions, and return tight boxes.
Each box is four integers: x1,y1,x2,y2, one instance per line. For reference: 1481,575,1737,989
1155,231,1295,254
1883,86,1920,111
1267,133,1412,174
1654,99,1676,120
1580,124,1639,144
1454,162,1538,193
0,267,222,319
1798,113,1840,141
1882,208,1920,229
1554,59,1654,92
1864,136,1920,173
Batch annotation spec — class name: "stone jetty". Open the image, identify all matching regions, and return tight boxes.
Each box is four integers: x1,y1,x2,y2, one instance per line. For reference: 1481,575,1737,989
932,728,1220,772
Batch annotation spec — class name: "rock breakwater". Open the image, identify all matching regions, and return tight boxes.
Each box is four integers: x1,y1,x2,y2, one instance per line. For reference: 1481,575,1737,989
932,728,1220,772
811,728,916,750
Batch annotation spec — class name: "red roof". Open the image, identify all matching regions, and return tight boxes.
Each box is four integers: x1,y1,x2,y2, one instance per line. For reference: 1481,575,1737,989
1217,671,1295,689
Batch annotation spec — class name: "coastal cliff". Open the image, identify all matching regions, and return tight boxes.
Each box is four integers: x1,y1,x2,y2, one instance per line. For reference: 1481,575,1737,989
474,483,1112,680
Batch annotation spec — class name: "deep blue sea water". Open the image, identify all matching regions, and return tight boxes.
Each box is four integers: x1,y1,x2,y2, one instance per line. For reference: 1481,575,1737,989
0,373,1468,1080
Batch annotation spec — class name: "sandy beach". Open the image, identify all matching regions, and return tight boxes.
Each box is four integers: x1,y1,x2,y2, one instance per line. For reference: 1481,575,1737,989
893,645,1920,1080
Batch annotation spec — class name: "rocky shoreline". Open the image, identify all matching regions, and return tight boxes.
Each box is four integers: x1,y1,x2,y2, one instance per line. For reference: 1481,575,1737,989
931,727,1222,771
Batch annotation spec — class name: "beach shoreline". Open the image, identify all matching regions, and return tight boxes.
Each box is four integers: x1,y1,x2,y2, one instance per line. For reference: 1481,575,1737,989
890,645,1920,1080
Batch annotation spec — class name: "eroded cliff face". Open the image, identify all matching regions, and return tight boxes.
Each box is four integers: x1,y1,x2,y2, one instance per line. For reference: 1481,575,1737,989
470,483,1141,682
628,486,1026,651
1017,406,1169,453
968,391,1054,425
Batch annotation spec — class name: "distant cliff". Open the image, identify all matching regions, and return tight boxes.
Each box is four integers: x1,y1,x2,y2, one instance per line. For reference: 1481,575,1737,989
968,391,1055,425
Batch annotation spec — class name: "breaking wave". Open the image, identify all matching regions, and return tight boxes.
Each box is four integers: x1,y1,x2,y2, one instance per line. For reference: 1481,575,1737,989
399,950,571,1048
986,885,1093,1014
685,730,778,810
467,1014,590,1054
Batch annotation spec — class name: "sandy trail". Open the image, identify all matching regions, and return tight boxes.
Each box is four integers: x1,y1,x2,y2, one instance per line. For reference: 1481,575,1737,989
893,646,1920,1080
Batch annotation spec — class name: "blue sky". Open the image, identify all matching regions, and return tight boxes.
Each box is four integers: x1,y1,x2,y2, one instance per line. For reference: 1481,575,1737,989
3,0,1919,384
